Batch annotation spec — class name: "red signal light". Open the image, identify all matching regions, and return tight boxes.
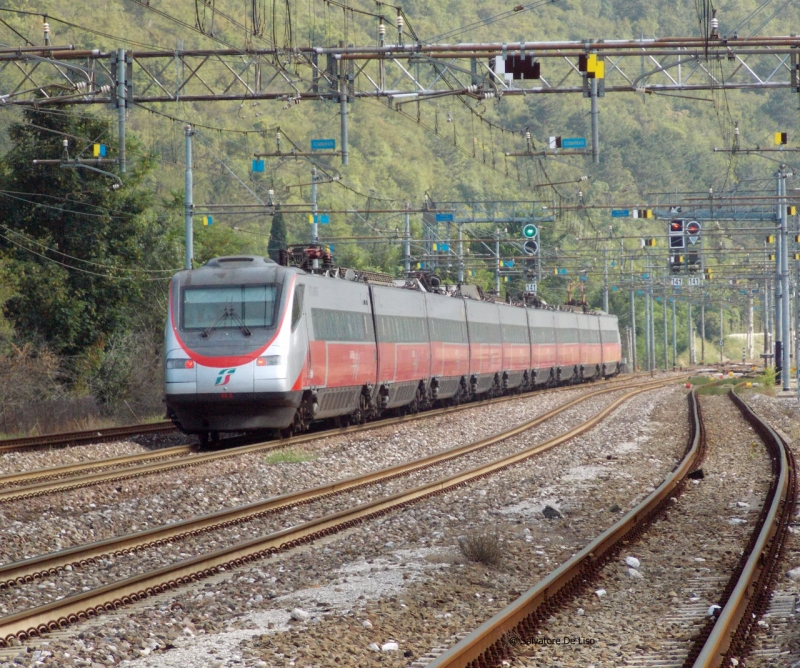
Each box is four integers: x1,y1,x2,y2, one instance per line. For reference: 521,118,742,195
185,360,195,368
686,221,701,235
670,222,683,232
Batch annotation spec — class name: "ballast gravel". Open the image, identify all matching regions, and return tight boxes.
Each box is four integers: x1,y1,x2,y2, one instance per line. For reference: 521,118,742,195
0,379,690,667
511,392,773,667
737,389,800,667
0,384,630,566
0,387,635,616
0,431,189,478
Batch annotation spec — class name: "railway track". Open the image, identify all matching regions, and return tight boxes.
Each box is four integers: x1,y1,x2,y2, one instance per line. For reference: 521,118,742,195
0,374,660,503
421,385,796,668
0,422,175,454
0,374,647,457
0,376,677,647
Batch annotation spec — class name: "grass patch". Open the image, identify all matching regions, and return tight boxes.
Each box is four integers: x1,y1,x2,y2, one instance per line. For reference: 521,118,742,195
688,376,712,386
263,448,316,465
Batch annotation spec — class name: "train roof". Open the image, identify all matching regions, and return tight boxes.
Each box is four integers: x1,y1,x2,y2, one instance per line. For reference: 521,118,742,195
185,255,614,318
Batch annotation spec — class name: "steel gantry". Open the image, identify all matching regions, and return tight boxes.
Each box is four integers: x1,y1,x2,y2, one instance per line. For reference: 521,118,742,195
1,35,800,166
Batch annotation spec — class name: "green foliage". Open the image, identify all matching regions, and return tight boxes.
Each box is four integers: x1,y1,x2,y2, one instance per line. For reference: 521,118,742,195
0,108,175,358
756,366,777,388
267,206,287,261
263,448,316,465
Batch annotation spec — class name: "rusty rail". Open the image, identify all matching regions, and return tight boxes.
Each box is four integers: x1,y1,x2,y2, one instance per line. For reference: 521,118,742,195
687,388,797,667
0,378,674,647
0,422,175,453
426,388,705,668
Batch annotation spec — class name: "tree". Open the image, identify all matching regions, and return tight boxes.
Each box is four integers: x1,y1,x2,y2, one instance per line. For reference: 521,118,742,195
0,107,175,359
267,205,287,261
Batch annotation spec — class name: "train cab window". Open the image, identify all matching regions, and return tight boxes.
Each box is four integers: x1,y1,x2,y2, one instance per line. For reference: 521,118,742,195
182,284,279,330
291,285,305,331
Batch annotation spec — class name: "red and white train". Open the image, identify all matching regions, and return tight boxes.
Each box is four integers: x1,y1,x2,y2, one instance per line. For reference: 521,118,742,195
164,255,622,443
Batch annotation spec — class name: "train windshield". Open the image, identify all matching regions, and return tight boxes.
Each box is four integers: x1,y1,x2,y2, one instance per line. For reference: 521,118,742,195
182,285,279,330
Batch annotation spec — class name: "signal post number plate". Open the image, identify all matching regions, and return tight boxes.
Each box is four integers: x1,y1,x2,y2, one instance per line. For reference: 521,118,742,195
671,277,682,287
526,283,538,293
688,277,701,286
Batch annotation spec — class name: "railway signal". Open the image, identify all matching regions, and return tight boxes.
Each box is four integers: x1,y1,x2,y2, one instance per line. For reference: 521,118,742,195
523,239,539,255
522,223,538,238
669,220,685,249
775,131,788,145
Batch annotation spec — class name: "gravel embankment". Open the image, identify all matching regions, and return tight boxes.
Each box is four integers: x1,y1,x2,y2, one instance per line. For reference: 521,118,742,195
509,392,773,668
0,384,633,566
0,432,190,478
0,387,641,616
0,382,688,667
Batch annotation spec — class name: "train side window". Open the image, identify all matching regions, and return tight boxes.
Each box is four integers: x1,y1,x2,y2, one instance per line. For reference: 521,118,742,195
291,285,305,331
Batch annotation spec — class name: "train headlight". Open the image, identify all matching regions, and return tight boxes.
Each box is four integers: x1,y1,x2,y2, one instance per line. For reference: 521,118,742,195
167,359,195,369
256,355,282,366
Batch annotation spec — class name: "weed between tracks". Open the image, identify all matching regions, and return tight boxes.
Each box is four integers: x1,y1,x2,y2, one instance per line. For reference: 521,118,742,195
459,530,503,567
263,448,317,465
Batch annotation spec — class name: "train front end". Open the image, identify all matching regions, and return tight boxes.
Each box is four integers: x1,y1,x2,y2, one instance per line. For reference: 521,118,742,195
164,256,304,440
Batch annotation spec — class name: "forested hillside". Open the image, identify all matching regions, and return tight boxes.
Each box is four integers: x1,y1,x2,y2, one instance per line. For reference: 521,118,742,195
0,0,796,427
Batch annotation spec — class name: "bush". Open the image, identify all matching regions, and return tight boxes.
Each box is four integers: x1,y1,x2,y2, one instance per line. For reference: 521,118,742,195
755,366,777,388
458,530,503,567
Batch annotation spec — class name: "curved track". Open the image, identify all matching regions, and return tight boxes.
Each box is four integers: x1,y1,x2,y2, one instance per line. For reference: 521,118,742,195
423,385,796,668
0,377,675,647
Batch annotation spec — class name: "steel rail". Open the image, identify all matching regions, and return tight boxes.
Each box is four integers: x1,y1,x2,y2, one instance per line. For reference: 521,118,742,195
426,388,705,668
0,375,649,503
688,388,797,668
0,379,675,646
0,377,673,589
0,422,175,453
0,444,195,488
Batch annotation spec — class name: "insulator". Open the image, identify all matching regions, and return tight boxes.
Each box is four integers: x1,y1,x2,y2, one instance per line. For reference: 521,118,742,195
734,124,739,136
711,17,719,30
43,22,50,34
525,130,531,140
397,15,404,31
446,112,453,122
268,189,275,198
466,84,478,93
62,139,68,147
378,23,386,36
482,91,495,99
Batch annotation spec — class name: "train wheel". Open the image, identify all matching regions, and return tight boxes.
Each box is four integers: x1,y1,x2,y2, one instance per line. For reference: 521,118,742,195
280,424,294,439
198,432,210,448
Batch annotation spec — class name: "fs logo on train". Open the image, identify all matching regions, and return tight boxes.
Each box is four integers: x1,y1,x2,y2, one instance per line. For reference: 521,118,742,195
215,368,237,386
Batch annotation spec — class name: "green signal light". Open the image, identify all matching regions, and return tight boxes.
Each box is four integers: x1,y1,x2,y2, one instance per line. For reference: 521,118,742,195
523,224,538,238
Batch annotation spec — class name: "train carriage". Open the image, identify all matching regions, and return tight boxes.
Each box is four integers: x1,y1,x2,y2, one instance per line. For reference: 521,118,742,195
424,291,470,402
464,299,503,395
164,255,622,441
372,284,431,410
528,308,557,385
304,273,378,422
497,302,531,390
